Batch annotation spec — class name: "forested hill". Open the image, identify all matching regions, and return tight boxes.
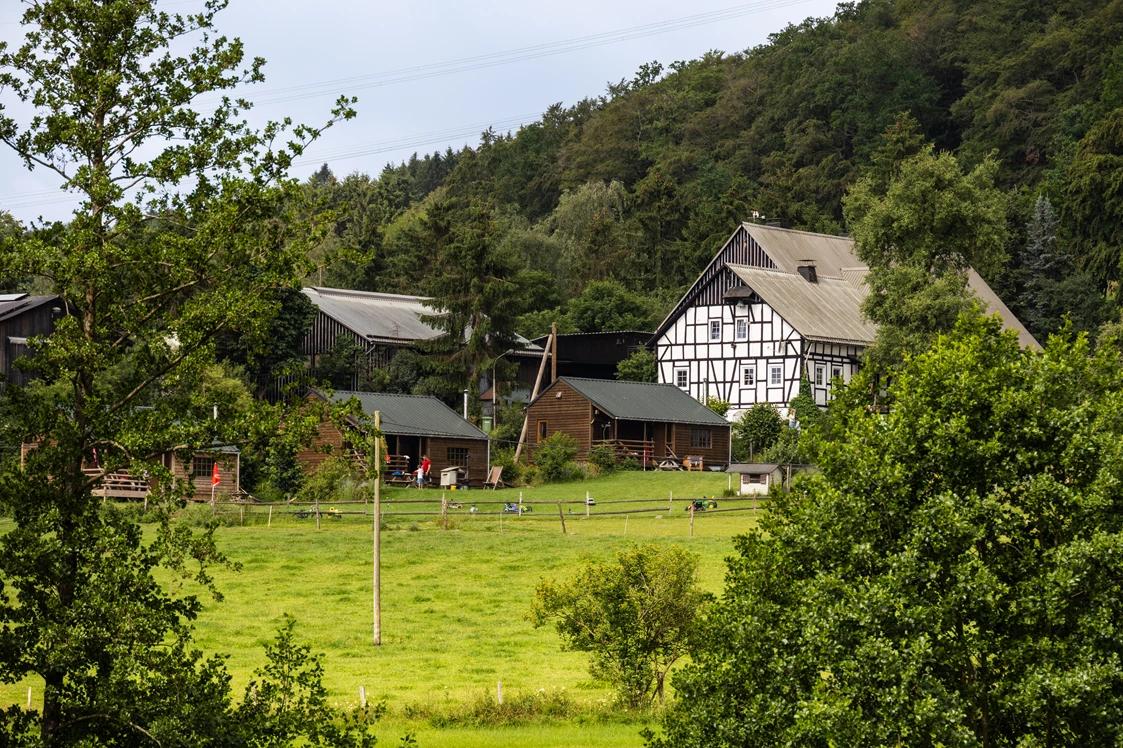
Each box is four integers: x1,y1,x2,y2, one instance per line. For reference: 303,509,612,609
305,0,1123,340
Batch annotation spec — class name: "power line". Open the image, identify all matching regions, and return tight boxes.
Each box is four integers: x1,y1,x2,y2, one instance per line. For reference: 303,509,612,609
235,0,815,106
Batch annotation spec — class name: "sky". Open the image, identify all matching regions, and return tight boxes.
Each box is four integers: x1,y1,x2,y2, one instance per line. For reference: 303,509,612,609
0,0,840,223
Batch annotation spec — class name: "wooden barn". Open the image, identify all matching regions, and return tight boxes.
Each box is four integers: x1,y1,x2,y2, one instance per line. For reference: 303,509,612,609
526,377,731,468
300,390,490,487
0,293,64,391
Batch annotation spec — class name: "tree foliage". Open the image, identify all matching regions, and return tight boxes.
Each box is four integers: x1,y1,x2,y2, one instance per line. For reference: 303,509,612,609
731,404,783,461
529,544,709,707
615,349,657,382
0,0,356,742
654,313,1123,747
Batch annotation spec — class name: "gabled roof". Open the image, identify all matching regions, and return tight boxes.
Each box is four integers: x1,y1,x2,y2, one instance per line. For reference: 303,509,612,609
316,389,488,440
654,223,1038,349
304,286,543,350
0,294,59,324
534,377,730,427
729,266,877,346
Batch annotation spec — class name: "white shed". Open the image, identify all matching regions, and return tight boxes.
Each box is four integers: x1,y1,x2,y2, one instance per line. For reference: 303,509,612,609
725,462,783,495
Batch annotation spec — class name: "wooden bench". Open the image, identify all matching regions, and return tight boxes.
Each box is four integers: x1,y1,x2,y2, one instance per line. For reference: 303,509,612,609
684,456,704,472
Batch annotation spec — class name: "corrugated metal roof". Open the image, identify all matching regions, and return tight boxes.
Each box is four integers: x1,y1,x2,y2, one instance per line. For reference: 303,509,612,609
0,295,58,323
965,269,1038,349
304,287,543,350
726,463,781,473
729,266,878,345
541,377,731,426
742,224,859,278
322,390,488,440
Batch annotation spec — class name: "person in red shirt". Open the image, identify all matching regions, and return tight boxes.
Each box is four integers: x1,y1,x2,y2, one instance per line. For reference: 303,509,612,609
420,454,431,479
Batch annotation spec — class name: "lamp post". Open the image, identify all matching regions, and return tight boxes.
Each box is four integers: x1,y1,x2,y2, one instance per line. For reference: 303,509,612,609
491,349,515,428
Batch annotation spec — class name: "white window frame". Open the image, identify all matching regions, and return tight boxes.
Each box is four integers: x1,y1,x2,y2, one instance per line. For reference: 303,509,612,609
735,318,748,341
832,367,842,382
742,366,755,386
814,365,825,387
770,366,782,386
709,320,721,341
675,368,689,389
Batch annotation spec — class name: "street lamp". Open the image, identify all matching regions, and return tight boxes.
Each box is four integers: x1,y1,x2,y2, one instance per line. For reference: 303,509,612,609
492,349,516,428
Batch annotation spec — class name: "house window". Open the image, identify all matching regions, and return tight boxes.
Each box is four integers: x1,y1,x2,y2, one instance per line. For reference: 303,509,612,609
690,428,712,449
447,447,469,465
537,421,548,443
742,366,755,386
192,456,215,478
770,366,782,386
709,320,721,341
735,319,748,341
675,369,688,389
814,366,825,387
832,367,842,382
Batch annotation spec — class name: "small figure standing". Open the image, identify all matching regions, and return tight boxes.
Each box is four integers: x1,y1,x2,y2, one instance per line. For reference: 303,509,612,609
414,464,425,488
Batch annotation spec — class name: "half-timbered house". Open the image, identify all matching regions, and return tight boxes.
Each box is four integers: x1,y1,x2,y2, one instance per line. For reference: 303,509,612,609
652,223,1037,419
525,377,731,467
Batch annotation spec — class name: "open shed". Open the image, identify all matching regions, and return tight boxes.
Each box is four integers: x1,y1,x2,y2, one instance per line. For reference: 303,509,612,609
525,376,731,468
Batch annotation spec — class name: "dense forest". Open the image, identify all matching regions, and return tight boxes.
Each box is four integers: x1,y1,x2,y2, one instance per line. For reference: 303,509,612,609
294,0,1123,345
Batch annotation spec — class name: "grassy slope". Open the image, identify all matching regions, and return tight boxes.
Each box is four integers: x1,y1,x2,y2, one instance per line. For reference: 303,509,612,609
2,472,750,747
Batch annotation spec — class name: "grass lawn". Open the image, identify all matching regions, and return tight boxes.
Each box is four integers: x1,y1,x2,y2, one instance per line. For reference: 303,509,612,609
1,471,753,747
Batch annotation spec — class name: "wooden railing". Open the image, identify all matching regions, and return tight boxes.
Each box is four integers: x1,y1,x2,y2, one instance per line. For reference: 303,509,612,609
591,440,656,459
83,468,151,499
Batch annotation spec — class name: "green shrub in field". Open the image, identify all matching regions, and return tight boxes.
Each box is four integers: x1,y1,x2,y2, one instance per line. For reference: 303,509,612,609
535,433,583,484
490,445,524,485
588,446,617,476
297,455,368,504
618,456,640,472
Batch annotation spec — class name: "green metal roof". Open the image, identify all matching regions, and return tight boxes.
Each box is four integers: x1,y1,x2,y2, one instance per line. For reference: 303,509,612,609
541,377,731,427
320,390,488,440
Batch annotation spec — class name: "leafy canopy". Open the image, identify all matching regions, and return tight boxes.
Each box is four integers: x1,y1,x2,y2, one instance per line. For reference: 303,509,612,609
654,313,1123,747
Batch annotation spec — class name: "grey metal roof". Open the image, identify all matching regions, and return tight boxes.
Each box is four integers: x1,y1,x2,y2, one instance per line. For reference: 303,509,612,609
965,269,1038,349
0,294,58,324
322,390,488,440
726,463,781,473
729,266,878,345
742,224,860,279
539,377,731,426
304,287,543,350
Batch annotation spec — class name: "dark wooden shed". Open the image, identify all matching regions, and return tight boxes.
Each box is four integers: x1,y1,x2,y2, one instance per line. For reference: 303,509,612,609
0,293,63,391
526,377,731,468
529,331,651,380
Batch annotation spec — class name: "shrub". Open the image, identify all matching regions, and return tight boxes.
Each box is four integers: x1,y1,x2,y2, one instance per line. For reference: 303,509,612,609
490,445,524,485
732,404,783,461
297,455,363,504
618,455,640,471
588,445,617,475
535,432,582,484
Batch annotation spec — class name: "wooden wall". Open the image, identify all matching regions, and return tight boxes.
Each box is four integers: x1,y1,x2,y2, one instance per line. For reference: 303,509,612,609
526,380,593,460
171,451,239,501
0,301,58,391
670,422,730,466
295,417,347,473
428,436,488,487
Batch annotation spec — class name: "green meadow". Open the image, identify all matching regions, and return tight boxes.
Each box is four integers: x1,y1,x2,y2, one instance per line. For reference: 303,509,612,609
3,472,756,747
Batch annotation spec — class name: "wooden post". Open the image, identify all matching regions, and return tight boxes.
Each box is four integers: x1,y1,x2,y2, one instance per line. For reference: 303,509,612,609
374,410,382,646
514,330,554,464
669,490,673,512
557,500,566,534
497,680,503,705
315,496,320,530
268,504,273,527
689,502,695,537
360,685,367,708
585,492,590,519
500,512,503,531
240,505,244,526
27,687,31,710
550,322,557,382
624,515,628,536
518,490,523,517
442,492,448,531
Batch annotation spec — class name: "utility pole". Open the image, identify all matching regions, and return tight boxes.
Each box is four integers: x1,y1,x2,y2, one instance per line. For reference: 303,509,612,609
373,410,381,646
550,322,558,383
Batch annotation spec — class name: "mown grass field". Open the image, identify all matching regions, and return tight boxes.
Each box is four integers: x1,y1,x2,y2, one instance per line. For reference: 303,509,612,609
2,471,757,747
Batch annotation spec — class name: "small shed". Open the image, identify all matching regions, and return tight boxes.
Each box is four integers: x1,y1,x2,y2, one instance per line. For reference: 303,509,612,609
725,463,783,495
525,377,731,467
528,331,652,380
300,390,489,487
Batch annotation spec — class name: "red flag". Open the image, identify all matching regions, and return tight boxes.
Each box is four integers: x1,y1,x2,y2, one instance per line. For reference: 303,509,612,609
211,462,221,486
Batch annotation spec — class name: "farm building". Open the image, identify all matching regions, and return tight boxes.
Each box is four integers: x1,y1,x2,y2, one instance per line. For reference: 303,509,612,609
0,293,64,392
525,377,731,468
300,390,490,487
299,287,544,393
20,442,239,502
725,462,783,495
652,223,1037,419
528,331,651,381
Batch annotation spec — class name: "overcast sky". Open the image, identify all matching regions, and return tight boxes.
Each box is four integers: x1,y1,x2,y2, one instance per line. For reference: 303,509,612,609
0,0,839,223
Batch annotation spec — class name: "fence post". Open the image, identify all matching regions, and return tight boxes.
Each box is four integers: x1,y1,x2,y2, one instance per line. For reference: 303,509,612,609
315,497,320,530
669,490,673,512
557,500,566,534
624,515,628,536
360,685,366,708
518,490,523,517
268,504,273,527
585,492,590,519
27,687,31,710
689,502,695,537
442,492,448,531
497,680,503,705
240,505,244,526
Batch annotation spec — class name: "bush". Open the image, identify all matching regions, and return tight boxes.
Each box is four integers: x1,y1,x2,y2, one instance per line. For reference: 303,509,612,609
618,455,640,471
490,445,524,485
588,445,617,475
297,455,365,504
535,432,583,484
732,404,783,461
